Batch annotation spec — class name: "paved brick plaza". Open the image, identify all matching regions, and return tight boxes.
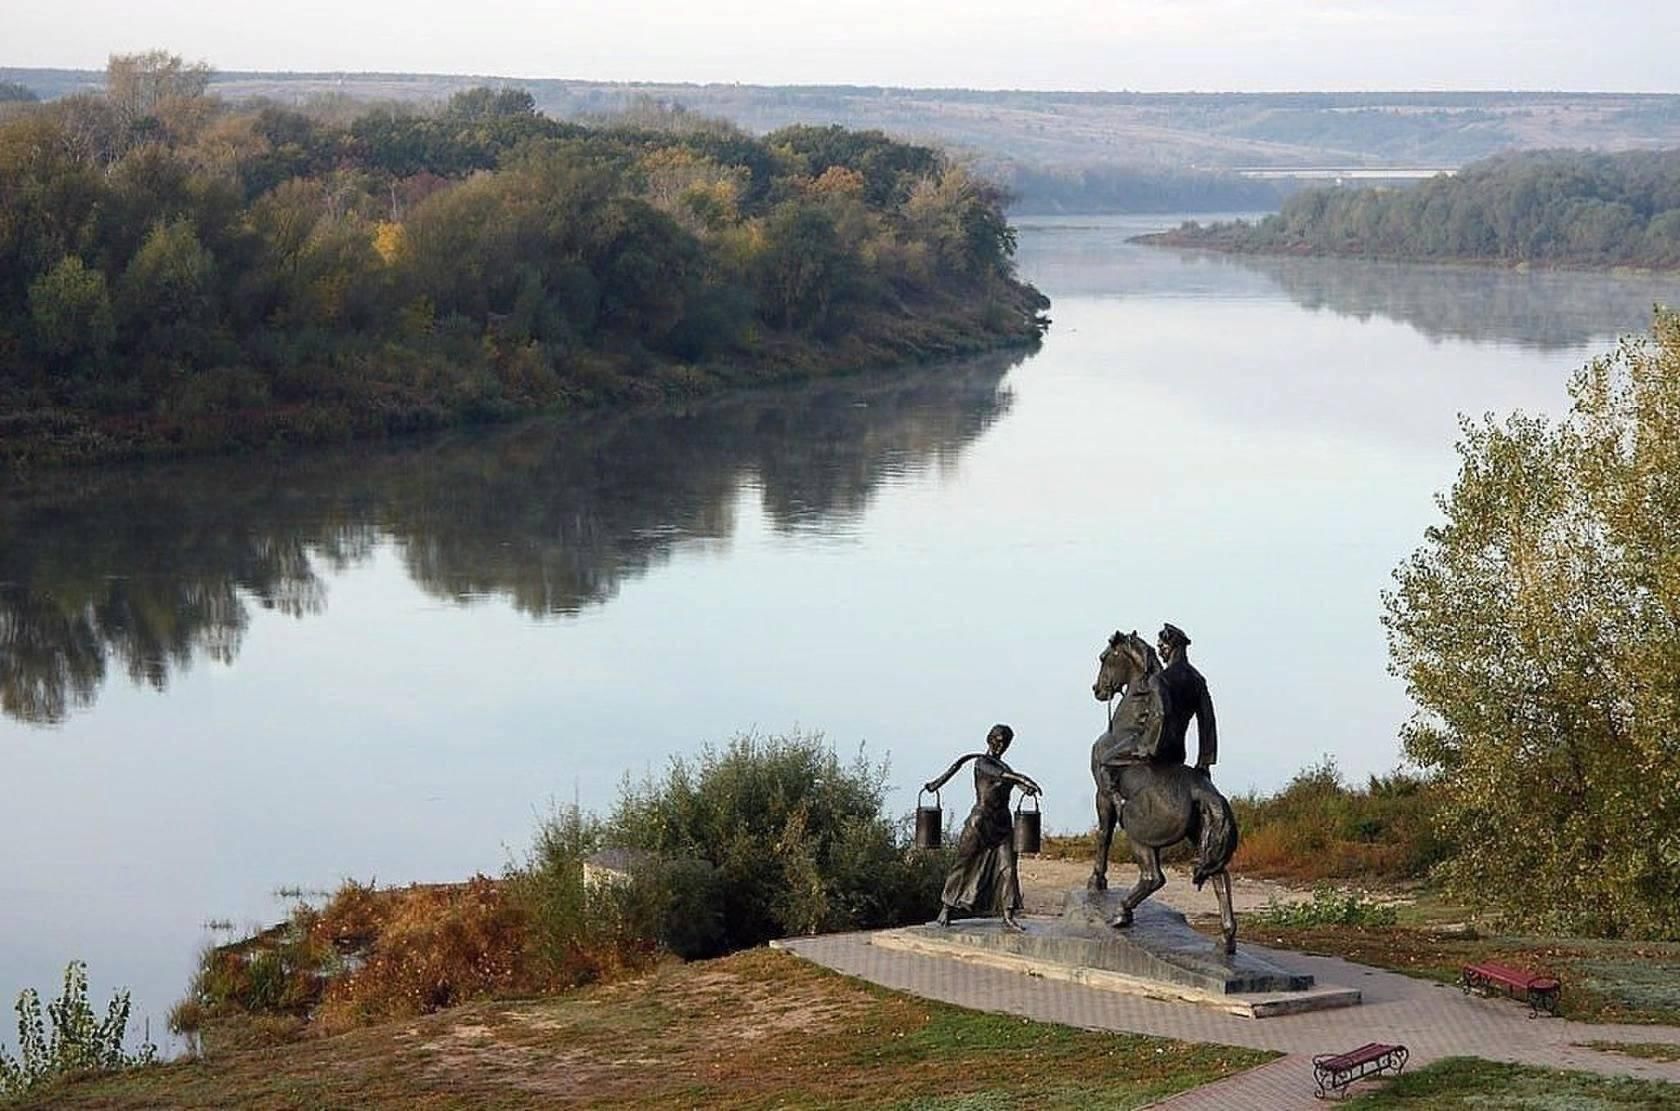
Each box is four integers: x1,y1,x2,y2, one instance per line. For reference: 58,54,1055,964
775,926,1680,1107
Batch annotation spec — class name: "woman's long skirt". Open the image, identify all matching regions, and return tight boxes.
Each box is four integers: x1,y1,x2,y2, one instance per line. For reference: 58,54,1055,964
940,803,1021,916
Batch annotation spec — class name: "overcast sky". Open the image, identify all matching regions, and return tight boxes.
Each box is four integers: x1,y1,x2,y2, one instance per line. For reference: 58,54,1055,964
9,1,1678,92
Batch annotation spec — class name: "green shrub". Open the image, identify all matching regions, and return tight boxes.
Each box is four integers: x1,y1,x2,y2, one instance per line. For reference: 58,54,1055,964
602,731,943,952
628,855,726,960
0,961,156,1100
1250,885,1399,929
506,804,670,979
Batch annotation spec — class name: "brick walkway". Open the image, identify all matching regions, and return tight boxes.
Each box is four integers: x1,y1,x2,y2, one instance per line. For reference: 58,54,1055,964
774,926,1680,1107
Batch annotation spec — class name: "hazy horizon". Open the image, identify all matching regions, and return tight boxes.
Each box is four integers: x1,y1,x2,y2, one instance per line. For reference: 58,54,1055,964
8,1,1678,94
16,62,1680,98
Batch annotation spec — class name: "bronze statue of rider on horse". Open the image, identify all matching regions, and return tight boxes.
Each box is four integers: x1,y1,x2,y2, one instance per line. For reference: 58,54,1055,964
1089,624,1239,954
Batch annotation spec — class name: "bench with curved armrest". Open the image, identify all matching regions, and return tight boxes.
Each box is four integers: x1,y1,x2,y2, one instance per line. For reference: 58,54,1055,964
1312,1042,1408,1099
1461,961,1561,1018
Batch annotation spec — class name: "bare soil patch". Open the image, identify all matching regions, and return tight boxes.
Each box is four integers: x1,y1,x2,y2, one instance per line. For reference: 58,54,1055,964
1018,857,1311,917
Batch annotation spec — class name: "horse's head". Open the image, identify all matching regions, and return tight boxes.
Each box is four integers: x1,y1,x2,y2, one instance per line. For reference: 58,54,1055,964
1093,629,1156,702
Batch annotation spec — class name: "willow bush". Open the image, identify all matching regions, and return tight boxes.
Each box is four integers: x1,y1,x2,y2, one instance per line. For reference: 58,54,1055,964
603,731,946,952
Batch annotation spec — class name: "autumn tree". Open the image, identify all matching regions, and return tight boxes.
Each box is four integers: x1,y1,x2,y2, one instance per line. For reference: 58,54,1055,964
1385,310,1680,938
106,50,212,128
902,167,1018,281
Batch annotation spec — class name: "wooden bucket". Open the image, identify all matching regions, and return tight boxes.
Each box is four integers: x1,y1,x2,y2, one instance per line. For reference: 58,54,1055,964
915,789,942,849
1013,793,1042,855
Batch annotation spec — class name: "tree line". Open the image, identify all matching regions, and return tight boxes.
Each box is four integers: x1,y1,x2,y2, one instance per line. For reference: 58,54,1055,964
1147,149,1680,269
0,52,1048,466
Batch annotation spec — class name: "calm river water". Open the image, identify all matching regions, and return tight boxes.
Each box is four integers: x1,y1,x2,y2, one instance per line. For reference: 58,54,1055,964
4,214,1679,1043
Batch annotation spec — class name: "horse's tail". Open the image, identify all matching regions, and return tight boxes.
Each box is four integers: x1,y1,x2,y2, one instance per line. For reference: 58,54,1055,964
1191,782,1238,889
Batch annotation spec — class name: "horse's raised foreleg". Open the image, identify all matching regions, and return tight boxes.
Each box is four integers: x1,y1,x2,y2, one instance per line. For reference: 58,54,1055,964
1088,785,1116,892
1110,842,1165,928
1212,870,1236,955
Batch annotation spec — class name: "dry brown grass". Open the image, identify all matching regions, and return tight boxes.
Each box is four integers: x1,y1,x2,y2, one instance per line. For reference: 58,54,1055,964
310,877,546,1032
179,876,658,1045
1231,822,1421,882
1228,763,1450,885
33,949,1271,1109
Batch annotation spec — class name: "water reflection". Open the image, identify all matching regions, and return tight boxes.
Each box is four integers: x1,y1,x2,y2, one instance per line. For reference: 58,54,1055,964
0,513,351,724
0,353,1019,725
1013,216,1680,350
1206,252,1680,350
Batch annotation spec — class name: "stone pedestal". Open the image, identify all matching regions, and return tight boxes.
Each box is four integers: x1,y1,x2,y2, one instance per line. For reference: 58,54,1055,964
870,888,1360,1018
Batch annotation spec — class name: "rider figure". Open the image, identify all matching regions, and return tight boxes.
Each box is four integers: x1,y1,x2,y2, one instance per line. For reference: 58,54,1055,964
1155,623,1217,775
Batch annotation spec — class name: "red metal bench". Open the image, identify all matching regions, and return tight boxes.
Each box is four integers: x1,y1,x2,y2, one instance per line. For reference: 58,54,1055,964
1461,961,1561,1018
1312,1042,1408,1099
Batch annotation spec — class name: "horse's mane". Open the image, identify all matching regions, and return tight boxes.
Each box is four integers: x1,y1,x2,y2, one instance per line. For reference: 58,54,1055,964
1138,639,1162,677
1110,630,1162,680
1133,635,1162,678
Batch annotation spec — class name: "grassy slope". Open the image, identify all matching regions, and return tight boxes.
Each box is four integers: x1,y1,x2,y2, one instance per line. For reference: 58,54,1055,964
1581,1042,1680,1064
1348,1057,1680,1108
23,949,1270,1110
1240,925,1680,1026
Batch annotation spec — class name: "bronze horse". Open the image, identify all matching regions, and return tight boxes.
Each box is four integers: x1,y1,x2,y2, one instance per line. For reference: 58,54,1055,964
1089,631,1238,954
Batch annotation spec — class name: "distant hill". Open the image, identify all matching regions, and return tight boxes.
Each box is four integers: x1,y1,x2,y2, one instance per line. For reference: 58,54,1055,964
7,67,1680,212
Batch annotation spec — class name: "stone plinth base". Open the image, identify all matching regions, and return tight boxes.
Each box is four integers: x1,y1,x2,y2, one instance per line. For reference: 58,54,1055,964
870,891,1360,1019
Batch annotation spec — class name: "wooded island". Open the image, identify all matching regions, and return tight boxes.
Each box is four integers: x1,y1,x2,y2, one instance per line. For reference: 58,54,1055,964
0,54,1049,467
1140,149,1680,271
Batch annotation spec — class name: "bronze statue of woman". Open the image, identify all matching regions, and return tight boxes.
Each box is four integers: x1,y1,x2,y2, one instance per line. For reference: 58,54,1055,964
924,723,1042,930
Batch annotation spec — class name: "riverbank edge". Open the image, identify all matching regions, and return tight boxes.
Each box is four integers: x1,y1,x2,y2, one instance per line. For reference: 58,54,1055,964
0,323,1045,475
1130,229,1680,277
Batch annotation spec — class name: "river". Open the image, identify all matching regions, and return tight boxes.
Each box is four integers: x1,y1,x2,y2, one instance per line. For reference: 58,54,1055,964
4,214,1678,1045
